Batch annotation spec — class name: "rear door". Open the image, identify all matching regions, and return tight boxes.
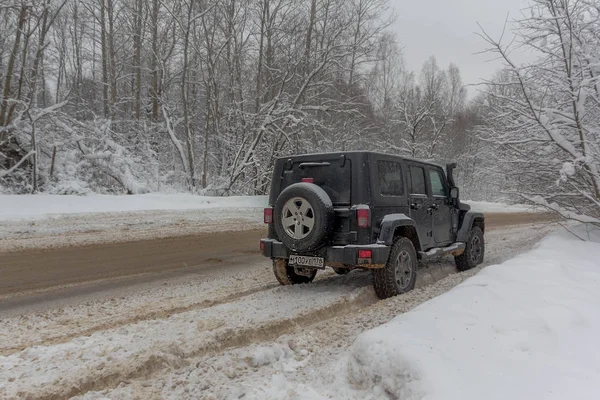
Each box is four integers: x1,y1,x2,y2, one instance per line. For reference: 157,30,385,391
280,156,353,245
371,158,410,241
407,164,432,250
281,157,352,206
427,167,453,246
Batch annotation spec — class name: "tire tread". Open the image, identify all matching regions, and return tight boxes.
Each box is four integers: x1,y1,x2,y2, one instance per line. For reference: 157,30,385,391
455,226,484,271
373,237,417,299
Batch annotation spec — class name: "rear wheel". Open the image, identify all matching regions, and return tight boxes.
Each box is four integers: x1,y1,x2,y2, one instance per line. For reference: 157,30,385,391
455,226,484,271
372,237,417,299
273,258,317,285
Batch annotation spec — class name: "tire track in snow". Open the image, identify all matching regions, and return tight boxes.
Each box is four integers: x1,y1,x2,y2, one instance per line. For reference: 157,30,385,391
0,282,279,357
0,223,557,399
1,256,461,357
0,261,470,400
0,278,379,400
84,225,559,400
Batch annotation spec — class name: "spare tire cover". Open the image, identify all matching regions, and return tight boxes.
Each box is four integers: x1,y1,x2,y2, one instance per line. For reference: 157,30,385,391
273,182,334,252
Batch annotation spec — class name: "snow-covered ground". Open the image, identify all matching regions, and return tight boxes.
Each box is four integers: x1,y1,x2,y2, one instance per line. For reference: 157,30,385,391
464,199,540,213
228,225,600,400
0,194,540,251
2,193,584,400
1,193,533,220
0,193,268,219
2,222,584,400
0,194,268,250
323,225,600,400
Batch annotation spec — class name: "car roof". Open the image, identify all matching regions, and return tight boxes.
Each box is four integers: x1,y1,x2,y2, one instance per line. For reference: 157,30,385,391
276,151,446,170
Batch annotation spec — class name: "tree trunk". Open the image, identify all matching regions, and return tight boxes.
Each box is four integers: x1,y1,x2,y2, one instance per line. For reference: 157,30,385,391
202,84,210,188
150,0,159,121
0,5,28,134
50,146,56,178
181,0,196,190
26,0,52,109
107,0,117,119
349,0,364,87
100,0,110,118
304,0,317,73
255,0,267,113
30,115,37,193
133,0,143,120
72,0,83,100
6,15,32,126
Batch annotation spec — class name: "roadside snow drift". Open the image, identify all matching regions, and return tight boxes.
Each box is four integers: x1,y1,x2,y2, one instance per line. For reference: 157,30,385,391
1,193,268,219
464,200,539,213
343,226,600,400
0,194,532,220
1,193,269,250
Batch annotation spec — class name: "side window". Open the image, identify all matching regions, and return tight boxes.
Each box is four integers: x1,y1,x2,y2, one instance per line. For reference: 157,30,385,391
377,161,404,196
429,169,447,197
409,166,427,195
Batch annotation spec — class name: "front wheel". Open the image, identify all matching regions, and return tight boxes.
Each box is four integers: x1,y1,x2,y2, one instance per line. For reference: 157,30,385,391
273,258,317,285
372,237,417,299
455,226,484,271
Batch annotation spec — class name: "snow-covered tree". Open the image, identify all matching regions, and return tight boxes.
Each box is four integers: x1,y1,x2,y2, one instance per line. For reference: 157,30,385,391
477,0,600,224
0,0,473,196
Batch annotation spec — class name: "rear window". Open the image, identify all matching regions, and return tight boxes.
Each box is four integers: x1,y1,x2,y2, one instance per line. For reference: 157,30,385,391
378,161,404,196
281,159,352,205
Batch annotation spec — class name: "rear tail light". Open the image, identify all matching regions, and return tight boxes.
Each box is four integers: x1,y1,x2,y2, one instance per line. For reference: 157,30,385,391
358,249,372,259
357,208,369,228
301,177,314,183
264,208,273,224
260,241,265,251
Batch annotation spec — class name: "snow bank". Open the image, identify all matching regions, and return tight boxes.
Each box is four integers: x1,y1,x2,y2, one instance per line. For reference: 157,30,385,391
464,200,540,213
0,194,537,221
343,226,600,400
0,193,268,219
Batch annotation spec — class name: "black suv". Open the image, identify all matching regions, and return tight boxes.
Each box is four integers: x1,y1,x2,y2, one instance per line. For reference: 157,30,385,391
260,151,485,299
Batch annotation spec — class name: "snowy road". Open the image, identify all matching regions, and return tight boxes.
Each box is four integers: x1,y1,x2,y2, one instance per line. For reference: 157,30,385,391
0,211,552,300
0,228,266,299
0,215,557,400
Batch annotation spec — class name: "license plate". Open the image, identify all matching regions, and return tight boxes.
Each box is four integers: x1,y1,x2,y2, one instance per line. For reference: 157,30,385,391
289,255,324,269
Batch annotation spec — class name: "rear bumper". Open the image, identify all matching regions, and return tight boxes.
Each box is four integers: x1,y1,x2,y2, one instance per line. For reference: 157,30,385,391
260,239,390,269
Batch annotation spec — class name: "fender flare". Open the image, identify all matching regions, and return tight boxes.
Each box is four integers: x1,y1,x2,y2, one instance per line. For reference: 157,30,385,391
377,214,422,250
456,211,485,242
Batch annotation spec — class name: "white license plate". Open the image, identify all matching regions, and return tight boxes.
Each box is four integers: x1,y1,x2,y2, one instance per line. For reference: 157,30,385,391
289,255,324,269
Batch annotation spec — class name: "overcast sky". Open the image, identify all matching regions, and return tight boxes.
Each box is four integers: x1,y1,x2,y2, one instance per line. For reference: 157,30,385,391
389,0,532,97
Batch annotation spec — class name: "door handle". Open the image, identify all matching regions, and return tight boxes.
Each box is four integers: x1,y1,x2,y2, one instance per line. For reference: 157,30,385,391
427,204,440,214
410,203,421,210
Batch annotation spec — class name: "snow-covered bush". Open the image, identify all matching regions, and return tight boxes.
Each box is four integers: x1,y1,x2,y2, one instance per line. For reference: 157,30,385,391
1,111,159,195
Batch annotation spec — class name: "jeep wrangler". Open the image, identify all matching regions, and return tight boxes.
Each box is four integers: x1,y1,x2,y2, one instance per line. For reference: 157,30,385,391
260,151,485,299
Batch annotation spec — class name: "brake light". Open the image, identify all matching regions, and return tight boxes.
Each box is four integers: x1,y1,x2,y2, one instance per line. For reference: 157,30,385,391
358,249,372,258
357,208,369,228
302,178,314,183
260,241,265,251
264,208,273,224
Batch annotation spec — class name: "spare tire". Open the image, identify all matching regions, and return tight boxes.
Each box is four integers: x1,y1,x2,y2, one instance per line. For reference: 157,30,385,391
273,182,334,252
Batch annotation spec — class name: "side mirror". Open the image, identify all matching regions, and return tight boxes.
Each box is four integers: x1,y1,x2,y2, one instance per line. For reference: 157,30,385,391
450,187,459,200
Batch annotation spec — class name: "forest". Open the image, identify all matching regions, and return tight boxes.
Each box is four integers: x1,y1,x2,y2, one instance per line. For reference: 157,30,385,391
0,0,598,223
